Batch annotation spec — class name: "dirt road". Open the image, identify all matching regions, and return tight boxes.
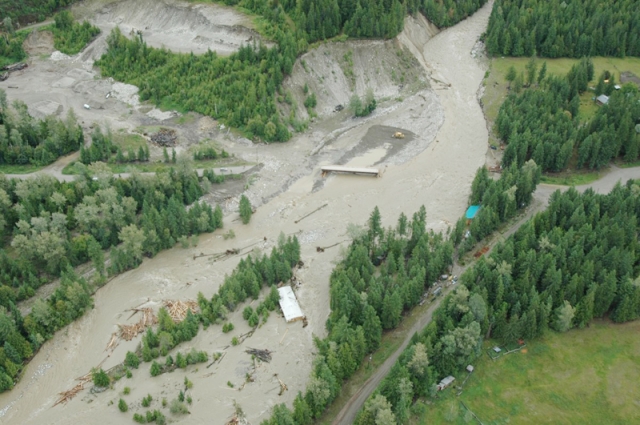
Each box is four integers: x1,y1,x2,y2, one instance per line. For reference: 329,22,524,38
331,164,640,424
3,164,255,181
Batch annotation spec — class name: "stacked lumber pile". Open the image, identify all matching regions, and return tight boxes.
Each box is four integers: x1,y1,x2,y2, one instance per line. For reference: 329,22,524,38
163,300,199,322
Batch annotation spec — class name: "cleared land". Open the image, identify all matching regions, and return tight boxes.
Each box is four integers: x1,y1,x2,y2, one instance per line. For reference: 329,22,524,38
483,56,640,126
411,320,640,425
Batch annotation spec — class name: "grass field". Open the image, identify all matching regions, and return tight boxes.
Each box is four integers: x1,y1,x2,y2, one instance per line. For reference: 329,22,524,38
539,169,603,186
410,319,640,425
0,163,44,174
482,56,640,133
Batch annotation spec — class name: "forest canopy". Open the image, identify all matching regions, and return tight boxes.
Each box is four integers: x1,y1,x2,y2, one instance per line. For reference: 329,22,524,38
96,0,488,142
485,0,640,58
353,180,640,423
0,0,78,25
496,59,640,172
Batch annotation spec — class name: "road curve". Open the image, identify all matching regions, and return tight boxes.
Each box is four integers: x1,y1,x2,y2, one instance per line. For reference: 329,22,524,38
332,164,640,424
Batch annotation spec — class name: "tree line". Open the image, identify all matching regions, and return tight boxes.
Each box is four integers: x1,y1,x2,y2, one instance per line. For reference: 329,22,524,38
49,10,100,55
485,0,640,58
257,160,542,423
96,0,487,142
0,0,78,25
116,235,300,382
0,156,234,391
496,58,640,172
354,180,640,423
1,11,99,68
0,90,84,167
78,127,150,165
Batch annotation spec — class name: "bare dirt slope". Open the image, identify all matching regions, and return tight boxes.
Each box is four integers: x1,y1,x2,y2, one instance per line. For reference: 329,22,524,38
0,1,497,424
283,38,428,119
77,0,264,55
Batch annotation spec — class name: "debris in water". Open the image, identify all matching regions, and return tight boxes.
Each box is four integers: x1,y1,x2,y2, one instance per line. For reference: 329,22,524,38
163,300,199,322
246,348,272,363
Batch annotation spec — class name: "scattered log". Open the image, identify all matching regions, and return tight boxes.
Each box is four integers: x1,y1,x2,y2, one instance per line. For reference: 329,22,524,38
316,240,347,253
104,332,118,353
206,351,226,369
53,382,85,406
246,347,272,363
294,203,328,224
279,328,288,345
236,328,255,345
274,373,288,396
119,308,157,341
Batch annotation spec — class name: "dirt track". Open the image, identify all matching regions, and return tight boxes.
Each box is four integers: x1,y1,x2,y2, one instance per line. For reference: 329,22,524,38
2,0,639,424
331,167,640,425
0,1,478,423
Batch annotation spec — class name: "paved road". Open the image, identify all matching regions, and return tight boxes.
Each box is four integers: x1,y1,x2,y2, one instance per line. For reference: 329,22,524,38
332,164,640,424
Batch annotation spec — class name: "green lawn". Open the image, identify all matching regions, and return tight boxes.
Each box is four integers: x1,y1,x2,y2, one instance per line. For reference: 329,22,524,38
411,320,640,425
540,170,603,186
0,163,44,174
483,56,640,126
112,131,148,152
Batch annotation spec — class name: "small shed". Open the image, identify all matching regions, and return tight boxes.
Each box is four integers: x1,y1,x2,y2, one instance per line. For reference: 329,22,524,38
466,365,474,373
465,205,480,220
596,94,609,105
437,376,456,390
492,346,502,353
277,286,305,322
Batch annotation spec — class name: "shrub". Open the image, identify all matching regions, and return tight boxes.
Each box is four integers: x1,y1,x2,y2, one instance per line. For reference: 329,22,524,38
242,306,254,320
150,361,162,377
133,413,146,423
142,394,152,407
248,311,260,327
239,195,252,224
222,322,234,333
231,336,239,346
155,411,166,425
304,93,317,109
92,369,110,387
176,352,187,368
118,398,128,412
169,399,189,415
123,386,131,395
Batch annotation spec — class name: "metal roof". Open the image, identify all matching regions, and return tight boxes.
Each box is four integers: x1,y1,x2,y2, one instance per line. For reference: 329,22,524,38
278,286,304,322
466,205,481,219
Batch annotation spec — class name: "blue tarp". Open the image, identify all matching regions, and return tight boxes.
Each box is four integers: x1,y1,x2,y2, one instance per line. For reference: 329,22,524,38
466,205,480,219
